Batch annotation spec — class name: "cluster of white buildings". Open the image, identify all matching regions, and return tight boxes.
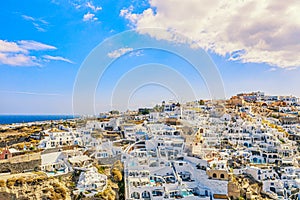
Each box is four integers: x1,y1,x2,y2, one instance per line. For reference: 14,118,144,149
75,167,107,196
32,93,300,199
120,120,229,199
238,91,299,106
37,119,122,196
119,97,300,199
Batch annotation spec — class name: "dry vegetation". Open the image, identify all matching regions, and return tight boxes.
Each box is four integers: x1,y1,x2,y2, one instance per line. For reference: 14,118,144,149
92,160,124,199
111,161,123,182
0,173,70,200
95,183,116,200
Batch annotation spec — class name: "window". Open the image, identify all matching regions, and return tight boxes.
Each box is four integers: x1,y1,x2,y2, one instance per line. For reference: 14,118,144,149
270,187,276,193
131,192,140,199
213,173,217,178
142,191,150,198
205,190,208,196
152,190,163,197
220,174,225,179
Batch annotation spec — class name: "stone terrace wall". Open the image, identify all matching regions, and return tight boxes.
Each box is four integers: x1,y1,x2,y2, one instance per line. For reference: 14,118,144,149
0,152,40,163
98,155,121,165
0,152,41,173
0,192,17,200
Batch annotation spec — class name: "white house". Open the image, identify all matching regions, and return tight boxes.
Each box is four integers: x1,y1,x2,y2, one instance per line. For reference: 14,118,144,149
76,167,107,196
41,152,72,176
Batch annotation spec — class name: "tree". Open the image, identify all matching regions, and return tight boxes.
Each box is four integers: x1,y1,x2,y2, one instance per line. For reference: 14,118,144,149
112,168,122,182
199,100,205,105
138,108,150,115
109,110,119,115
153,104,163,112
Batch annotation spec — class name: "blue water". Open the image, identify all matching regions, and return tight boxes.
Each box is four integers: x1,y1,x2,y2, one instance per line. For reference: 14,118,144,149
0,115,79,125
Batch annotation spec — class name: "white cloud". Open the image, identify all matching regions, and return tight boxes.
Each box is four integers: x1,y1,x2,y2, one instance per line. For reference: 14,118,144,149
72,1,102,12
129,49,144,57
83,12,98,21
268,68,277,72
0,40,68,67
18,40,56,51
129,50,144,57
43,55,74,64
0,53,39,67
121,0,300,68
0,40,46,66
75,4,81,9
22,14,49,32
107,47,134,58
22,15,35,21
0,40,27,53
68,1,102,22
0,90,63,96
86,2,102,12
33,23,46,32
285,67,297,71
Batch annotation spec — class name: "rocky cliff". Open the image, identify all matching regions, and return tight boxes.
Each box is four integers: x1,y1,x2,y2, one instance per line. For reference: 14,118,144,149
0,173,71,200
228,174,275,200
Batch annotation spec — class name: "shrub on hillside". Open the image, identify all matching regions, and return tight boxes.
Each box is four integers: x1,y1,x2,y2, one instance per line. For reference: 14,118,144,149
111,168,122,182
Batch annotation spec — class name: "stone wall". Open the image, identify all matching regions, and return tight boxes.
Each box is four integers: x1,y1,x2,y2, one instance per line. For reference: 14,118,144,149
228,181,241,199
0,159,41,173
206,169,230,181
0,153,41,173
98,155,121,165
0,192,17,200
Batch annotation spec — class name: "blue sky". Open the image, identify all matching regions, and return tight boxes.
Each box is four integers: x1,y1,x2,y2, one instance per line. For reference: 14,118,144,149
0,0,300,114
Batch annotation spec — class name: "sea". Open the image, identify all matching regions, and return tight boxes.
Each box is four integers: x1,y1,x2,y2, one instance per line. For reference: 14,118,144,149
0,115,79,125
